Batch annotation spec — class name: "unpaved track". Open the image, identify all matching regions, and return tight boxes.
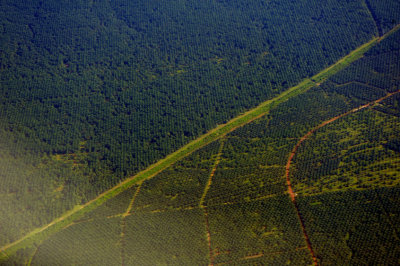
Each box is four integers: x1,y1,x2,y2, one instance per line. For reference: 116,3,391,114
120,183,142,266
203,208,214,266
285,89,400,265
200,139,225,208
2,24,399,258
200,139,225,266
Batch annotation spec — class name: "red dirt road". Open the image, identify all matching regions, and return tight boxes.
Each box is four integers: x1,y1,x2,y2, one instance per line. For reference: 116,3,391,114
203,208,214,266
285,90,400,265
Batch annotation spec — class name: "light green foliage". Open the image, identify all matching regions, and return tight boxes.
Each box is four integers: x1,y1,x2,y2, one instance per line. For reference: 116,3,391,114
124,209,209,265
0,0,381,246
207,196,312,265
133,169,210,212
31,218,122,266
290,28,400,195
292,108,400,194
297,188,400,264
81,185,138,220
132,141,221,212
205,166,286,206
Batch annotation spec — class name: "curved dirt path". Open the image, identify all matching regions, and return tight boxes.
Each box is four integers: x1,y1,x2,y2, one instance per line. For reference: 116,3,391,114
285,89,400,265
3,24,399,259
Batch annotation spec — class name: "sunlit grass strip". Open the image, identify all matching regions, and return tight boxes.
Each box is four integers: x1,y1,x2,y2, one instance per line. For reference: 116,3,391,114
1,25,398,261
0,183,132,261
312,38,378,83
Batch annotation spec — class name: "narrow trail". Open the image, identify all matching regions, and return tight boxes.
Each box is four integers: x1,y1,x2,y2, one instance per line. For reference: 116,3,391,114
27,245,40,266
199,139,226,208
62,218,94,230
65,193,280,225
363,0,382,36
285,89,400,265
200,139,225,266
2,24,399,259
214,248,306,265
203,208,214,266
120,183,142,266
242,253,264,260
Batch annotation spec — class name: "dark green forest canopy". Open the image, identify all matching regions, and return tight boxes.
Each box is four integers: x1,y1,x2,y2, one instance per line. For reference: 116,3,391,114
1,0,400,247
3,27,400,265
0,0,381,169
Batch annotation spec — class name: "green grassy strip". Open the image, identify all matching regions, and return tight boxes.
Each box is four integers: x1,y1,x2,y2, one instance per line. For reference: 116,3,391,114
312,38,379,83
0,183,132,261
1,25,397,261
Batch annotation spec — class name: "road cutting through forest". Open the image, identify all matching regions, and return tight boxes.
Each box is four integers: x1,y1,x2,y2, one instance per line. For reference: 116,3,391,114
2,24,399,260
285,89,400,265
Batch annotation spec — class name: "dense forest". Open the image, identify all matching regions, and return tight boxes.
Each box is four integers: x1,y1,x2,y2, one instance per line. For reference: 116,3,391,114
3,0,400,246
2,14,400,265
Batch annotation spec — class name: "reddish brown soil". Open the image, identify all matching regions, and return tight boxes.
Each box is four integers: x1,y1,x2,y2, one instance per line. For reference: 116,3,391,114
285,90,400,266
243,253,264,260
203,208,214,266
199,139,225,208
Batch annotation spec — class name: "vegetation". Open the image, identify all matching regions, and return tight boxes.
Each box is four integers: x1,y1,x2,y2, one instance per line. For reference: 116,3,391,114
80,185,138,220
2,24,389,259
297,188,400,265
291,107,400,194
290,28,400,195
204,138,289,206
124,209,209,265
0,0,388,245
1,1,400,265
207,196,311,265
366,0,400,35
31,218,122,265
